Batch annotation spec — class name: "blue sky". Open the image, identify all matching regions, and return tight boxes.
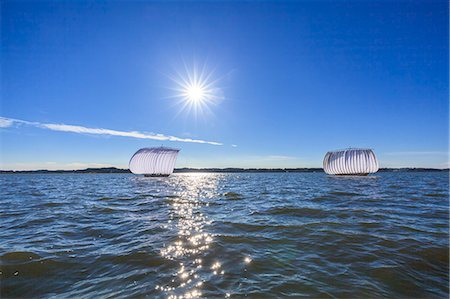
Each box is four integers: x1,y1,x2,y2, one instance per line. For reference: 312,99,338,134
1,1,448,170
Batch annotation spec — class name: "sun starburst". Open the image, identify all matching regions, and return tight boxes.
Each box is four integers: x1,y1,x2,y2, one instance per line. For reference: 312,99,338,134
183,82,207,103
168,62,223,118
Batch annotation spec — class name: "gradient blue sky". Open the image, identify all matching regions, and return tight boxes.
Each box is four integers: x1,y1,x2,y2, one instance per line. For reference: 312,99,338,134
1,1,448,170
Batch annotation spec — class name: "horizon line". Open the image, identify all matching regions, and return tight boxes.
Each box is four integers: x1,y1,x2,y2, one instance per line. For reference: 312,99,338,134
1,166,448,172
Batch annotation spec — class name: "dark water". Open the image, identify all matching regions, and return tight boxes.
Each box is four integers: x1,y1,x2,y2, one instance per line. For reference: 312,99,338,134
1,172,448,298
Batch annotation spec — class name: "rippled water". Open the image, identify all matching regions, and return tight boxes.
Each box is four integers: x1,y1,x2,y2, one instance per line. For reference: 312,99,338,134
1,172,448,298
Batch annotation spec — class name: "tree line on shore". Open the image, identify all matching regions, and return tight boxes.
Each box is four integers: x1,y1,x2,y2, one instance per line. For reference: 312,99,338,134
0,167,447,174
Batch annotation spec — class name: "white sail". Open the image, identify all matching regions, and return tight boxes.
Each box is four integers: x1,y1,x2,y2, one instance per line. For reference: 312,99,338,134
323,148,378,175
129,147,180,176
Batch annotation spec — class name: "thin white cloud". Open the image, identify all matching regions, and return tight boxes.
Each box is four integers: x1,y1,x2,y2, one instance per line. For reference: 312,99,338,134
0,116,223,146
0,118,14,128
231,144,238,147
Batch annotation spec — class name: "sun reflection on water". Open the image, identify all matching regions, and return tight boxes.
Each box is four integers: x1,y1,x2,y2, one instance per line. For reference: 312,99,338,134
158,174,221,298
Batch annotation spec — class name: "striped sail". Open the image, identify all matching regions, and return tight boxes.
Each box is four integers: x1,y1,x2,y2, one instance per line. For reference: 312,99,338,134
129,147,180,175
323,148,378,175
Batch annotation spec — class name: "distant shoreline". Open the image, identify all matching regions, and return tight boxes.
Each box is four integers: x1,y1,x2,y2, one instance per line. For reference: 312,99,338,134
0,167,448,174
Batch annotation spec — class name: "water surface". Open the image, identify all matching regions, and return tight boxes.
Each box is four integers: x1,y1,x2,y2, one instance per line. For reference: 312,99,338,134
1,172,448,298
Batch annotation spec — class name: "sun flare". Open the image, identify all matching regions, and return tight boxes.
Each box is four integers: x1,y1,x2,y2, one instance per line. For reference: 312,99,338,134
169,62,223,117
184,83,206,103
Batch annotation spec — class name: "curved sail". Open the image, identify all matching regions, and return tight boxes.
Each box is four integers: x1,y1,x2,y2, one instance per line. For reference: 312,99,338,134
323,148,378,175
129,147,180,175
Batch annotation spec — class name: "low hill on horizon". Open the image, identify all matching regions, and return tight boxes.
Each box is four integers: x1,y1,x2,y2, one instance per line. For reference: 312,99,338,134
0,167,448,174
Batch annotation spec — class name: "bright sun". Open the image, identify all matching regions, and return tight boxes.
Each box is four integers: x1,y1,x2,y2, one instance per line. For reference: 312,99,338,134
185,83,205,103
170,62,223,117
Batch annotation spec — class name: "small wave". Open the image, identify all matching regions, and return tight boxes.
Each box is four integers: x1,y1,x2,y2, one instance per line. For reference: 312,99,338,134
91,204,130,214
29,192,45,197
358,221,382,229
40,202,63,207
267,281,333,298
1,252,72,279
98,197,112,201
423,247,450,267
1,251,42,263
368,265,401,281
311,196,334,202
222,221,309,233
397,225,431,234
218,234,290,245
117,197,138,201
388,185,402,189
96,207,117,214
99,251,175,268
424,193,447,197
302,221,343,229
11,218,53,229
223,192,244,200
152,194,179,199
329,191,362,196
258,206,328,218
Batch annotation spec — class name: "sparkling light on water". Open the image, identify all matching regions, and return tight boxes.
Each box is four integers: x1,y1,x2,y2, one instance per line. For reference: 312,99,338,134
159,174,225,298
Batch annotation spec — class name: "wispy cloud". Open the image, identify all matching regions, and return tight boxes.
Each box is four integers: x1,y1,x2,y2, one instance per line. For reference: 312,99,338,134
0,117,223,145
0,118,13,128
